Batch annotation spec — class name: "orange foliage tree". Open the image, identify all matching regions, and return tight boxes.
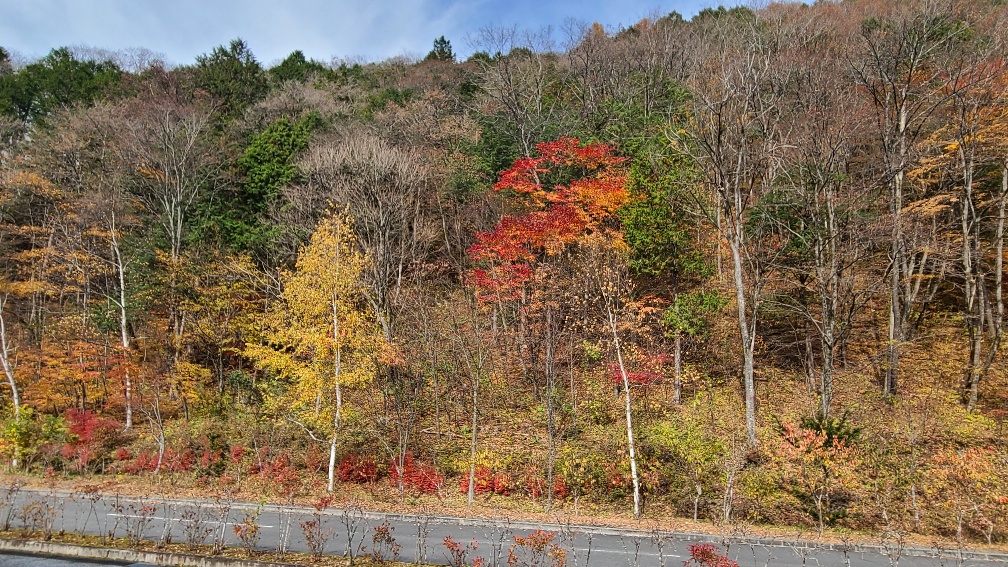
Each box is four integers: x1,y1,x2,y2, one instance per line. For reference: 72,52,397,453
468,137,629,511
927,447,1006,544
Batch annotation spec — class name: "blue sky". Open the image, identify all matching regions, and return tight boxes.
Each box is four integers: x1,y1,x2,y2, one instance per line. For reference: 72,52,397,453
1,0,724,67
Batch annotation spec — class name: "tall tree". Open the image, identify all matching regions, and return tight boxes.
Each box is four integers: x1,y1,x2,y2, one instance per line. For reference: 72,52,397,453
470,26,569,156
678,9,783,447
470,137,629,511
32,102,144,428
248,211,383,492
0,47,121,125
579,234,642,518
852,1,963,398
772,9,874,420
293,131,433,343
220,112,320,259
425,36,455,62
916,27,1008,411
116,95,222,371
191,39,268,123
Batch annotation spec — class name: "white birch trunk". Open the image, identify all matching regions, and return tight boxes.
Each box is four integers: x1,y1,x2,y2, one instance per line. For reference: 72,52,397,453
607,305,641,518
0,296,21,421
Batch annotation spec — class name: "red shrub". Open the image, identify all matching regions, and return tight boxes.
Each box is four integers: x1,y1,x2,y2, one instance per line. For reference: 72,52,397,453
125,450,160,474
339,453,380,483
607,363,662,386
163,448,195,473
229,445,245,463
493,472,515,495
113,447,132,461
458,467,514,496
459,466,493,495
389,451,443,494
304,444,326,474
262,452,299,491
200,448,223,470
60,409,121,472
526,474,569,500
685,543,739,567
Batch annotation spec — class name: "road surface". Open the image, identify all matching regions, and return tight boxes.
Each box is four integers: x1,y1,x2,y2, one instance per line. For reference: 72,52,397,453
0,487,1003,566
0,552,151,566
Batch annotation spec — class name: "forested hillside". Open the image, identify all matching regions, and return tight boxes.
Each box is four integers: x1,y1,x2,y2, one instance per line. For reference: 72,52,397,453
0,0,1006,546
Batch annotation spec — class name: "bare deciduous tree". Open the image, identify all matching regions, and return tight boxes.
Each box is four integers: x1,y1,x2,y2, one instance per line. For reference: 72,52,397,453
293,130,434,342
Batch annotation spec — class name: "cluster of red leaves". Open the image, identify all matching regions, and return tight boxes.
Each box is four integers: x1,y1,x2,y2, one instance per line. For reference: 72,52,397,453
458,466,514,496
60,409,121,472
507,530,566,567
469,206,588,264
120,448,196,474
339,453,381,483
469,264,534,301
389,451,443,494
607,364,662,386
525,473,569,500
684,543,739,567
123,450,160,474
200,448,222,470
607,351,673,386
258,452,299,490
165,449,196,473
493,137,627,197
469,137,629,302
443,536,484,567
302,444,327,473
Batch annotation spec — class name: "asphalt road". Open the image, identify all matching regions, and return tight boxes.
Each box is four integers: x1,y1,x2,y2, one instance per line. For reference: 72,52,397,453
0,487,1004,567
0,552,152,566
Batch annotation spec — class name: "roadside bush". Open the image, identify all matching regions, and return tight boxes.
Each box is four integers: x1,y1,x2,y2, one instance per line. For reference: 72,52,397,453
0,408,67,471
260,452,299,492
524,468,569,500
339,452,380,483
60,409,122,474
458,465,514,496
389,451,444,494
124,450,160,474
556,445,606,501
163,448,196,473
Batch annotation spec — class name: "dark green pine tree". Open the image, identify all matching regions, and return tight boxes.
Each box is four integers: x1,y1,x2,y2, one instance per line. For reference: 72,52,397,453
191,38,268,122
425,36,455,62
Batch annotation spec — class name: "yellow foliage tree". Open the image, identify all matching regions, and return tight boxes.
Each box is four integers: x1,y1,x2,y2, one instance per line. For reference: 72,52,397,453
247,211,384,492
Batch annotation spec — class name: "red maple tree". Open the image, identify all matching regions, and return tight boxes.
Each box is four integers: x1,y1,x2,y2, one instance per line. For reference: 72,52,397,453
468,137,629,300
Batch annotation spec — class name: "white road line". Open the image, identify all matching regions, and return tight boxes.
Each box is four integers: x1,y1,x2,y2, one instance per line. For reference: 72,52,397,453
106,513,274,528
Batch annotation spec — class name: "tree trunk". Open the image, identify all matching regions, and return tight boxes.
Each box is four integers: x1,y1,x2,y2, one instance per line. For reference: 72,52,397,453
608,305,641,518
728,238,758,448
328,380,342,493
673,333,682,405
328,431,338,494
544,307,557,512
328,299,344,493
332,298,348,492
693,483,702,522
0,296,21,421
467,381,478,508
112,234,132,430
816,196,839,421
884,103,909,400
